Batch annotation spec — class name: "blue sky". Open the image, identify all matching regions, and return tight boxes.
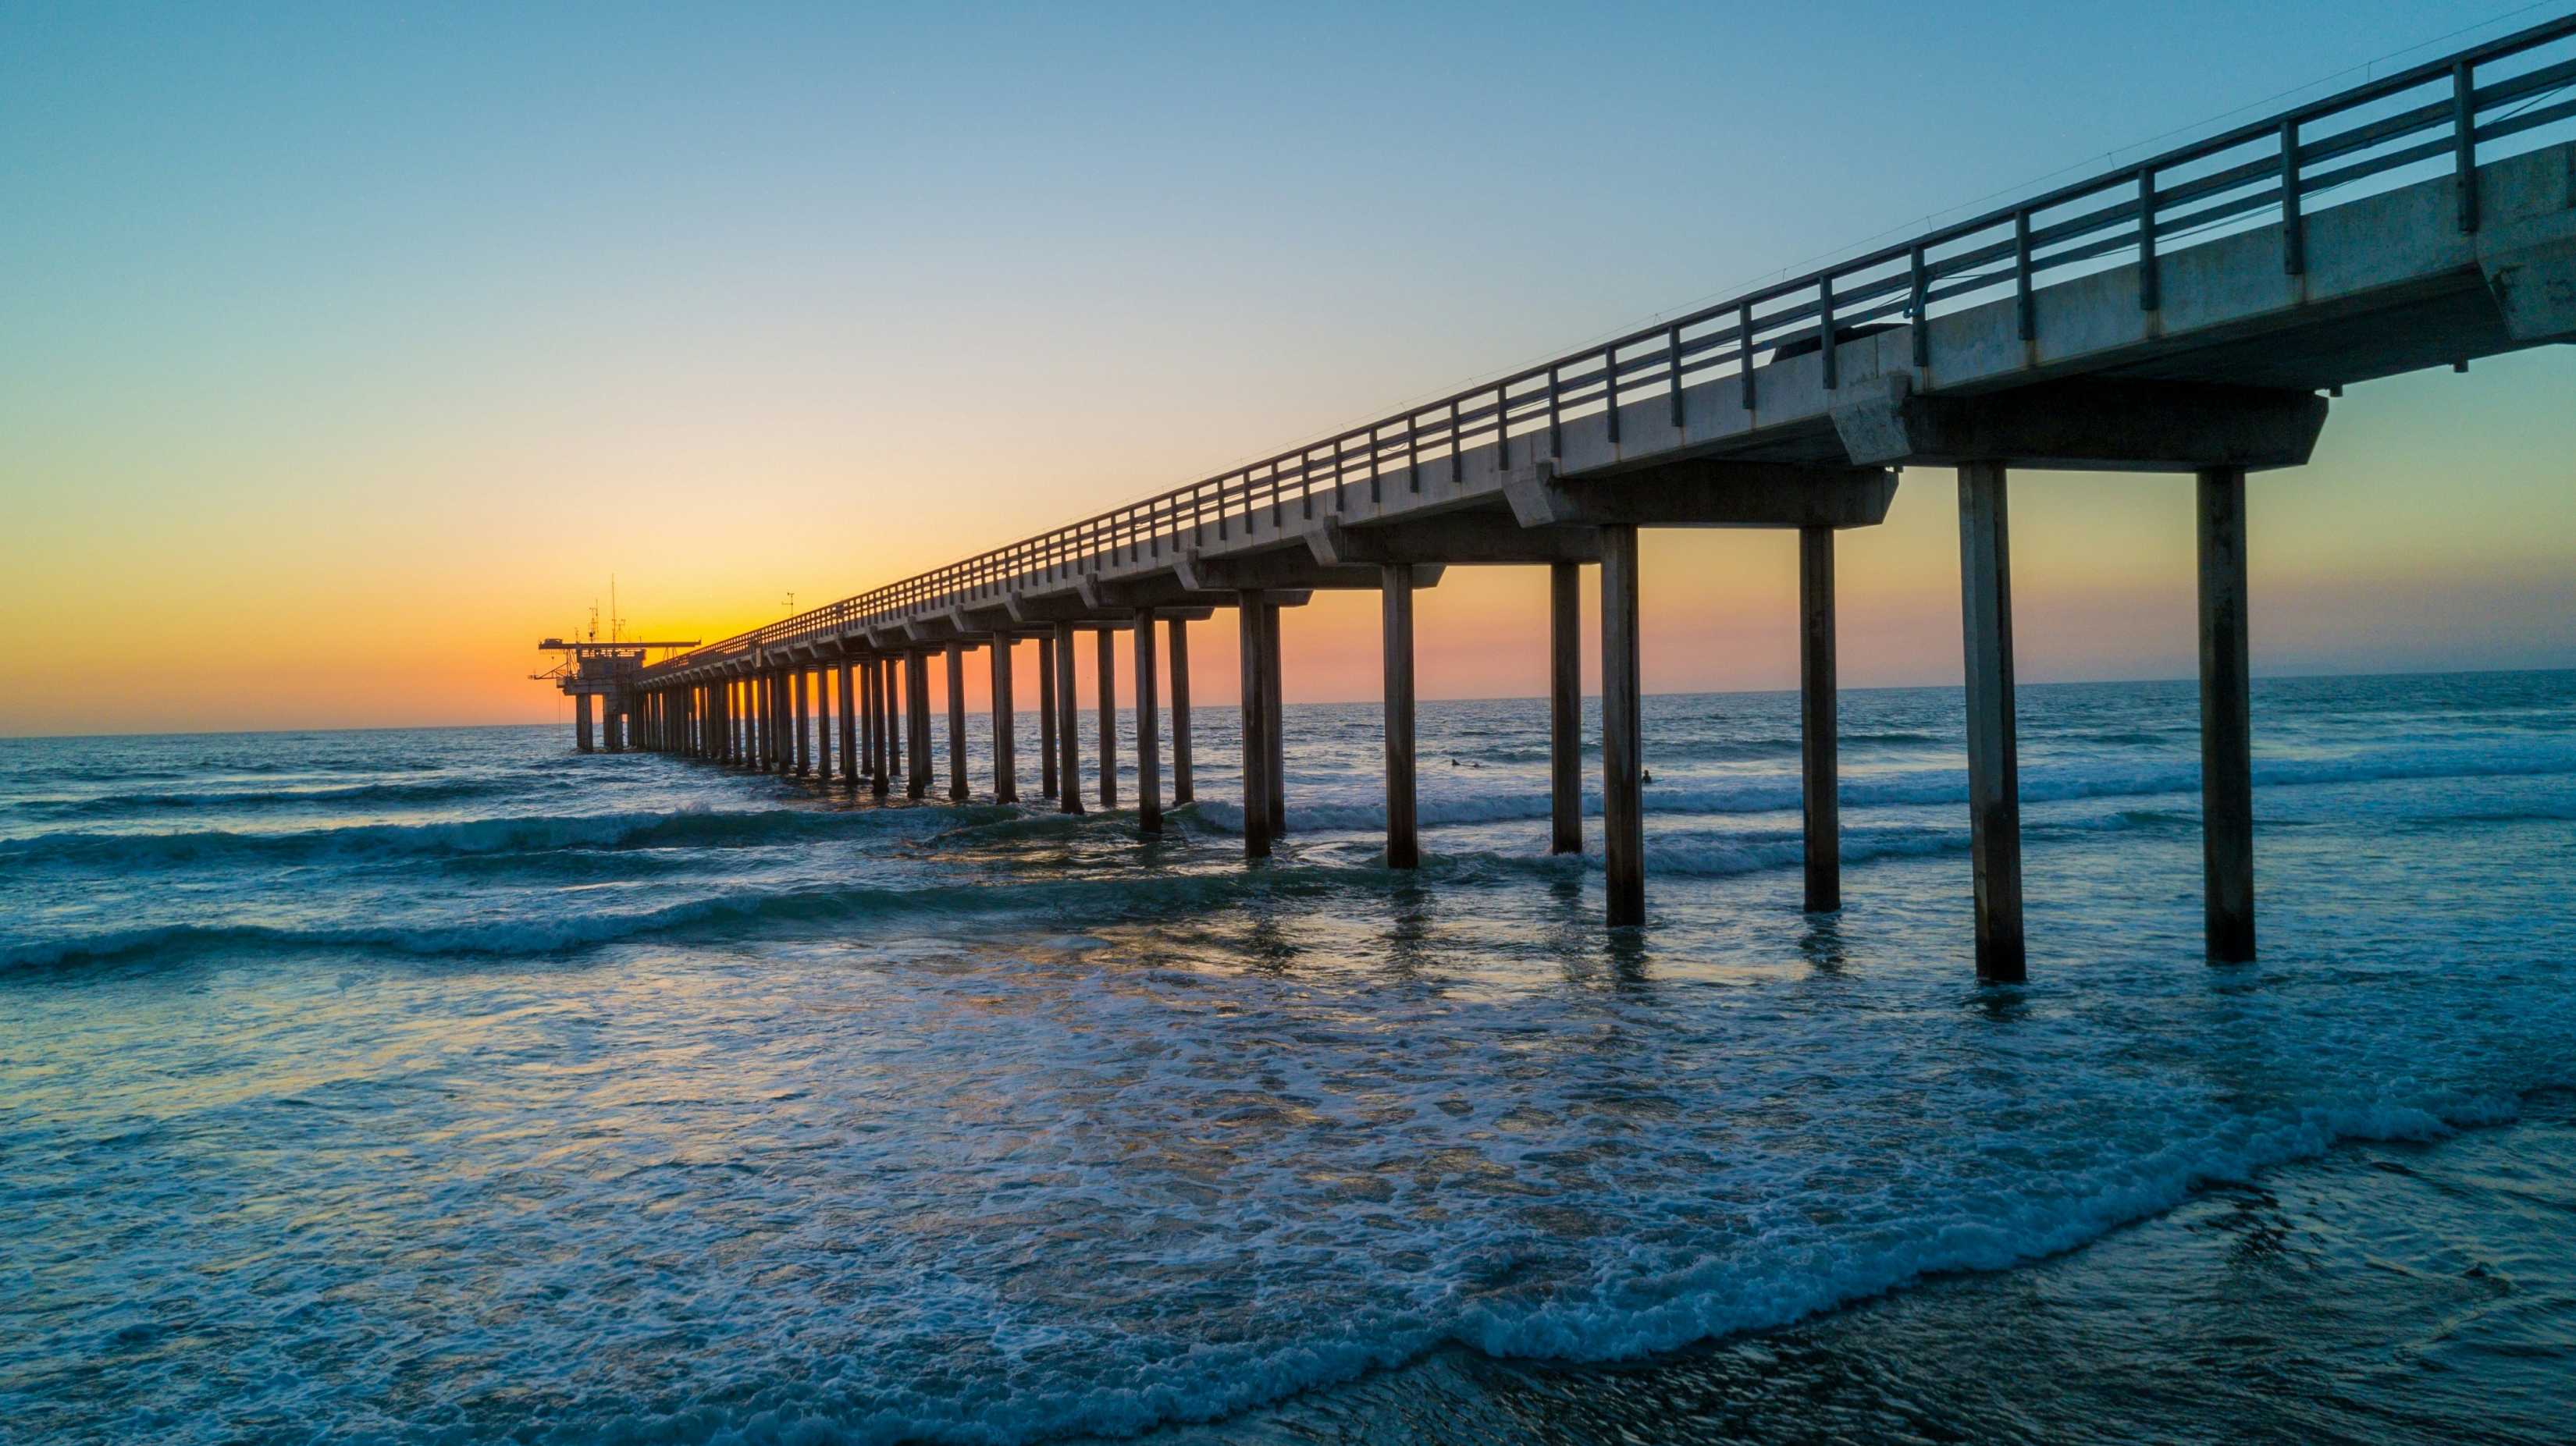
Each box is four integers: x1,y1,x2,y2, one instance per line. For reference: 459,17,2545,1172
4,2,2572,732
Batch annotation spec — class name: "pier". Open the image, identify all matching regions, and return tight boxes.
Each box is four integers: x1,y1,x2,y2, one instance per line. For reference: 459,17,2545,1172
559,20,2576,980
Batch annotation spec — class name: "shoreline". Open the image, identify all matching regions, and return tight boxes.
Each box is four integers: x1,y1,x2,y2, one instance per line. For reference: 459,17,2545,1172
1123,1089,2576,1445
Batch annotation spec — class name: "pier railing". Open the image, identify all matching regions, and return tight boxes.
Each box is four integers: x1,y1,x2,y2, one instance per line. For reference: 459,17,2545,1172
651,14,2576,679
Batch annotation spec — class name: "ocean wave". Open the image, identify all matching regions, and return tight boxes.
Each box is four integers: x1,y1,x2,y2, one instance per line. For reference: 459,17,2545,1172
0,803,973,871
0,864,1337,972
2,775,564,820
1189,738,2576,833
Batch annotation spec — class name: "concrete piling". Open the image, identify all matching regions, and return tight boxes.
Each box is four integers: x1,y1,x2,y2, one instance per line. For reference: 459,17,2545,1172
1550,560,1582,854
1095,628,1118,809
1600,526,1644,926
991,636,1018,805
1261,602,1286,839
1237,592,1271,858
946,641,970,802
1168,616,1194,805
1053,622,1083,815
793,669,810,777
1134,609,1162,835
906,652,933,798
838,663,858,786
1801,525,1841,913
1381,563,1418,869
2197,465,2257,963
1957,461,2026,982
575,691,595,753
1037,633,1059,800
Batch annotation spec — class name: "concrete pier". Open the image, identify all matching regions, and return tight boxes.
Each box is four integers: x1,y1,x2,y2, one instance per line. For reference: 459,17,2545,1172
1957,462,2026,982
991,637,1018,804
1550,561,1582,854
575,692,595,753
1800,526,1841,913
947,641,971,802
1037,633,1059,800
2198,465,2257,962
1095,628,1118,809
1380,563,1418,869
611,42,2576,965
1237,592,1270,858
1600,526,1643,926
1168,616,1194,805
1134,609,1162,834
1053,621,1083,815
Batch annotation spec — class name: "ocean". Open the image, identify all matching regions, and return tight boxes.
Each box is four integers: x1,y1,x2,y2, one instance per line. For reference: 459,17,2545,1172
3,671,2571,1444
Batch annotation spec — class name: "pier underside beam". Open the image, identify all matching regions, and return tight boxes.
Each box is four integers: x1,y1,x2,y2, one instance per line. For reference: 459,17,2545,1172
1507,460,1896,529
1311,513,1603,567
1831,377,2328,471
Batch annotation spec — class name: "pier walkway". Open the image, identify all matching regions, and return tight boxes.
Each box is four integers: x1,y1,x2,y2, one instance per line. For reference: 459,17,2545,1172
564,19,2576,980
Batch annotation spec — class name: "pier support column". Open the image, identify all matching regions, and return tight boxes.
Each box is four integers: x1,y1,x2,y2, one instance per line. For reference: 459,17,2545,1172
1958,461,2026,982
607,697,625,754
947,641,971,802
1601,526,1644,926
1381,564,1418,869
991,637,1019,805
1550,560,1582,854
1169,616,1194,805
872,658,892,795
794,670,811,776
2198,465,2257,963
874,664,888,783
1053,622,1084,815
1135,609,1162,835
1237,592,1271,858
1037,633,1059,799
1226,592,1267,849
1801,526,1841,913
906,652,933,798
768,673,784,770
1095,628,1118,809
1262,602,1286,839
838,664,858,785
814,670,831,779
575,692,595,753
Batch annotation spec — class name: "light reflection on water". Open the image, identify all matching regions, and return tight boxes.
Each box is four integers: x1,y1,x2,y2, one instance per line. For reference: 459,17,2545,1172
1,673,2572,1444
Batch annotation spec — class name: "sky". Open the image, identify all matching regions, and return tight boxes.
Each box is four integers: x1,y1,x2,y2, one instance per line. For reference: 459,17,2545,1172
4,1,2573,736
